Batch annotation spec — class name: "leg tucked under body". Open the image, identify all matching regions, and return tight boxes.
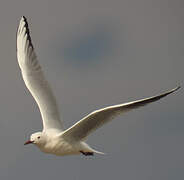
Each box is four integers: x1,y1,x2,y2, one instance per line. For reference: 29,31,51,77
80,151,94,156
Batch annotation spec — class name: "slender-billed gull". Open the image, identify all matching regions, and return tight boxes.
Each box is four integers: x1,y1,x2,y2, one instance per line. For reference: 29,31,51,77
17,16,180,156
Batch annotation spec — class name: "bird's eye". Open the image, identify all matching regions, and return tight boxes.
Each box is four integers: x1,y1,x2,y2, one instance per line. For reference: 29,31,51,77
37,136,40,139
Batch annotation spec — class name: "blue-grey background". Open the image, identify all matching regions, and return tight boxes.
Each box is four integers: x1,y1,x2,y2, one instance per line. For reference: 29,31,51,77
0,0,183,179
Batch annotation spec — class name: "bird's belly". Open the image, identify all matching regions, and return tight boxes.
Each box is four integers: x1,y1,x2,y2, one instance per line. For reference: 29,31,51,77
39,140,81,156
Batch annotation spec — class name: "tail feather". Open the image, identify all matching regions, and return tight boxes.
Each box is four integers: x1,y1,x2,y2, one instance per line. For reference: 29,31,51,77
92,149,106,155
81,142,105,155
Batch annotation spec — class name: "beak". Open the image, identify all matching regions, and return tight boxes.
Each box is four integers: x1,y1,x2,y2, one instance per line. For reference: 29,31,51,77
24,140,34,145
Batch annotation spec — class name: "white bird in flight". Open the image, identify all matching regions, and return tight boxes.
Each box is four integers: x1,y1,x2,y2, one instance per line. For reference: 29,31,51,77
17,16,180,156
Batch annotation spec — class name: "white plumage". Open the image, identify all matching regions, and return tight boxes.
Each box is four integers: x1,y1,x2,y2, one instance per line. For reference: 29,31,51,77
17,16,180,156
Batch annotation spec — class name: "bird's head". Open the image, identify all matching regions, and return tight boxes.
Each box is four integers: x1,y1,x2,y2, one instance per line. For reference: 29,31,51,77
24,132,46,146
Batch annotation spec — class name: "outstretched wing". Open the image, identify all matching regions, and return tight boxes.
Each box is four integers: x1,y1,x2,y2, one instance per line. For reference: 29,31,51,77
17,16,63,131
62,87,180,141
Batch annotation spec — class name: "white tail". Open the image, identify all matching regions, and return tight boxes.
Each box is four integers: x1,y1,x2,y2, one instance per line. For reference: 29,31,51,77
81,142,105,155
92,149,106,155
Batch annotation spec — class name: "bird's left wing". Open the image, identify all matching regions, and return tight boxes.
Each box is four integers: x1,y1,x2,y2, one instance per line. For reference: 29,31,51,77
17,16,63,131
61,87,180,141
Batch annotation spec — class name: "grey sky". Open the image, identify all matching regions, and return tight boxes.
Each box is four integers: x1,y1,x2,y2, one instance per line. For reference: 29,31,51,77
0,0,183,179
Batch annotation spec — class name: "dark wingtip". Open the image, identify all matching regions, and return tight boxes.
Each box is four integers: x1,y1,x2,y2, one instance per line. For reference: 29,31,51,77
164,86,181,97
21,16,34,49
173,86,181,92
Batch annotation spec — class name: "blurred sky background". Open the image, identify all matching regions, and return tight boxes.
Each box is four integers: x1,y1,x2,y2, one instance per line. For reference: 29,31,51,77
0,0,183,179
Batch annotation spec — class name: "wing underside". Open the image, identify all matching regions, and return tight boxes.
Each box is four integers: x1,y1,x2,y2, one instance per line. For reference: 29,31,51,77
62,86,180,141
17,16,63,131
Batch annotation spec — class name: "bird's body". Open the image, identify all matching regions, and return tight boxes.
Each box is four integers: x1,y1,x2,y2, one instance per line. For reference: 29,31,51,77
17,16,180,156
31,131,95,156
38,135,83,156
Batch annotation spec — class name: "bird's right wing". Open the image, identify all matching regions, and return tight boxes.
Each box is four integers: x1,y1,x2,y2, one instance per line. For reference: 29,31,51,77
17,16,63,131
61,87,180,141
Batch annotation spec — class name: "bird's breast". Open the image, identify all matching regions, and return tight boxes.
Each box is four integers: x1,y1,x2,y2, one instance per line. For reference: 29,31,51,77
38,138,80,156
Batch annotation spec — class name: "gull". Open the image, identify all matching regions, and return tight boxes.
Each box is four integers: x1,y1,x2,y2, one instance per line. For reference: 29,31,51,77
17,16,180,156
